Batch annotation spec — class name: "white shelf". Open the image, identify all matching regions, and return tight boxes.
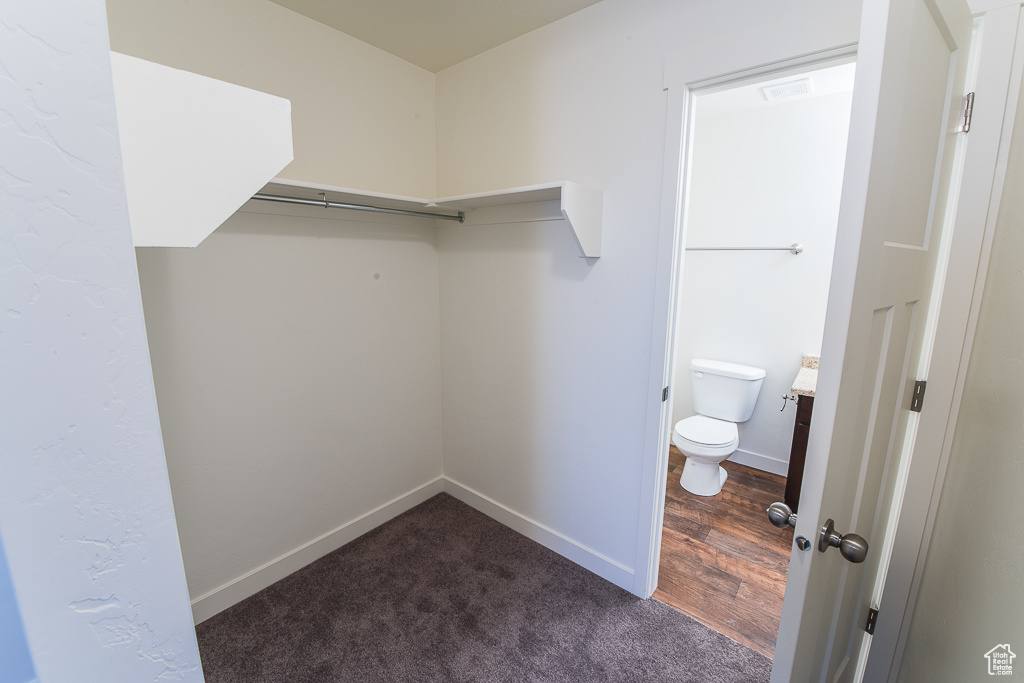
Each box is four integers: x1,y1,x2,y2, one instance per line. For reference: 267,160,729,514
112,53,293,248
111,54,602,256
252,178,603,258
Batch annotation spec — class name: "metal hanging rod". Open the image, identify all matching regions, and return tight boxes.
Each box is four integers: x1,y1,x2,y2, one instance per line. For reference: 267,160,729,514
252,192,465,223
686,243,803,255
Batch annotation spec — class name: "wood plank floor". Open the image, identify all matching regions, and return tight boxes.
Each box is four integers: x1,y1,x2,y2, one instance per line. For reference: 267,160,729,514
654,446,793,659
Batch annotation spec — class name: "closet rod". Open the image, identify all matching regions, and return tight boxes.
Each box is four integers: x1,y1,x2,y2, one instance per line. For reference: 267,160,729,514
252,192,466,223
686,243,803,255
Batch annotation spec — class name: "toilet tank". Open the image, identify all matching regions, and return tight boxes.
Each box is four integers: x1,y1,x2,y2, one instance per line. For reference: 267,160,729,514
690,359,766,422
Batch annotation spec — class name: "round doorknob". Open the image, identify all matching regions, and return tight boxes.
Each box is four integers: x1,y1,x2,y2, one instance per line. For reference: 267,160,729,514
818,518,869,563
766,502,797,529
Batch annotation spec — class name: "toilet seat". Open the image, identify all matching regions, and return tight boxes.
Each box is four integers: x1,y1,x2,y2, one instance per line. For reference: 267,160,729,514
673,415,738,457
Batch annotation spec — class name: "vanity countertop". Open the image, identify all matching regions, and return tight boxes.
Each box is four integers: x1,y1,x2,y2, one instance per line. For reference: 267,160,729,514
791,354,820,397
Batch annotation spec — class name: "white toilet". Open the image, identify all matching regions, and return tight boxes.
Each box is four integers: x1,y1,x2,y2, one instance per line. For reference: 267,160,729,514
672,359,765,496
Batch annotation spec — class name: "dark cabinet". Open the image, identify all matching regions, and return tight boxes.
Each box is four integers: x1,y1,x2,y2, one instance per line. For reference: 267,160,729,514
784,394,813,512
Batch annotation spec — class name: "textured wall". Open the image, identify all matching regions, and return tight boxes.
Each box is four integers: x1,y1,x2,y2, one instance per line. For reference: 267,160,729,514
897,72,1024,682
0,1,201,680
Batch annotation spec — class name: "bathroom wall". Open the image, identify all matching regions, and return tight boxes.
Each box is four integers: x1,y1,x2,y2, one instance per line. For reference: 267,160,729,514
106,0,444,618
670,73,854,474
0,0,201,678
896,71,1024,683
435,0,861,582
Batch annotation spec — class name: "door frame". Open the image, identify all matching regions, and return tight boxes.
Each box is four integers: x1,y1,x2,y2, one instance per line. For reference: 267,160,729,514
633,1,1023,676
633,41,858,598
632,41,858,594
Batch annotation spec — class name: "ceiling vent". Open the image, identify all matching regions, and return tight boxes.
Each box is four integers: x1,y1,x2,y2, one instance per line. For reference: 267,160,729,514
762,78,813,102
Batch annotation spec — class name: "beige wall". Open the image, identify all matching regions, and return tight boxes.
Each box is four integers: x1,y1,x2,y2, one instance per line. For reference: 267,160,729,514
106,0,436,198
898,76,1024,681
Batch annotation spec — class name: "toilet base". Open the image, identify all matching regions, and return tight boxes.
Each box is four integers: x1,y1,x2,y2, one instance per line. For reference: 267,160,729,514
680,459,729,496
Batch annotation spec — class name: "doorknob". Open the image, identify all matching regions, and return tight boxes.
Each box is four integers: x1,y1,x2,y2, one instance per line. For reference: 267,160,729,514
818,519,869,563
766,502,797,529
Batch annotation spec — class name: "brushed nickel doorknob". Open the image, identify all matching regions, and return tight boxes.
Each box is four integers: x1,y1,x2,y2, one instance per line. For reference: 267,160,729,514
766,502,797,529
818,518,869,563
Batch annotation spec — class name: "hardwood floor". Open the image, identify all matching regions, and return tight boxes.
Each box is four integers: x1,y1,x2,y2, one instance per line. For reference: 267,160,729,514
653,446,793,659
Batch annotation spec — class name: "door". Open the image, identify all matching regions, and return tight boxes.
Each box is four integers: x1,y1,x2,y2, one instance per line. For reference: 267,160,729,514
770,0,973,680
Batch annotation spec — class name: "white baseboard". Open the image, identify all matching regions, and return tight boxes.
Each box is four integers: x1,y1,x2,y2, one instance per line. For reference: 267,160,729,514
441,476,635,592
729,448,789,477
189,476,445,624
188,475,640,623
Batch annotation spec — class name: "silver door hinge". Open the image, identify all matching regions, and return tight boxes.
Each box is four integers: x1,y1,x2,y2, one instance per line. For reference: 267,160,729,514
910,380,927,413
958,92,975,133
865,607,879,635
662,387,669,402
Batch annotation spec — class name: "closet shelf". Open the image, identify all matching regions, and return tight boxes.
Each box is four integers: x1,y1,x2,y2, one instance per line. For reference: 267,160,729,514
110,54,601,255
250,179,603,258
111,53,293,248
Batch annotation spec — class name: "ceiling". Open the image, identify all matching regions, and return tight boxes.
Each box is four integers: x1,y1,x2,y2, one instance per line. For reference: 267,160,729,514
269,0,605,73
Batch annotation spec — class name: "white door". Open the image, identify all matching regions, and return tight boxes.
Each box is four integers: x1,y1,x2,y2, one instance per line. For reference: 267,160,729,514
770,0,973,680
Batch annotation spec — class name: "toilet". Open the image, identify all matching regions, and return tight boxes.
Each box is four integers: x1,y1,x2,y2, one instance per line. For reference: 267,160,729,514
672,359,765,496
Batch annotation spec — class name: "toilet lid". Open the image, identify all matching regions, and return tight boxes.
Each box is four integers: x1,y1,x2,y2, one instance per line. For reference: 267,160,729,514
675,415,737,446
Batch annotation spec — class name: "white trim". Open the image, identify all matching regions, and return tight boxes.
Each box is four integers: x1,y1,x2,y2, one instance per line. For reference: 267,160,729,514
729,448,790,477
189,477,445,623
188,473,638,624
442,477,635,590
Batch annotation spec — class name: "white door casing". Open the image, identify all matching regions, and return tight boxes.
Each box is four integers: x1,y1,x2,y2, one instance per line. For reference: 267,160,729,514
770,0,974,680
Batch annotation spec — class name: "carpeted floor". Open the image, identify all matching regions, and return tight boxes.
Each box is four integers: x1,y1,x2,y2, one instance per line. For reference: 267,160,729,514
196,493,773,682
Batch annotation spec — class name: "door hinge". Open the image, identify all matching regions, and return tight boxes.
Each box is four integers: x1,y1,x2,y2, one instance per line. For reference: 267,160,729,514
910,379,927,412
865,607,879,635
958,92,975,133
662,386,669,402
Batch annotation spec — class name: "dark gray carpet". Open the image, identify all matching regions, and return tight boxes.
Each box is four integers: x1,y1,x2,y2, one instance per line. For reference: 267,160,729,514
196,493,772,682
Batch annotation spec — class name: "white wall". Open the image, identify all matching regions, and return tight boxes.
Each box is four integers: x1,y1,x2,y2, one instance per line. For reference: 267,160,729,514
105,1,445,618
106,0,437,198
671,84,853,473
0,1,201,680
436,0,861,580
896,73,1024,683
135,206,444,612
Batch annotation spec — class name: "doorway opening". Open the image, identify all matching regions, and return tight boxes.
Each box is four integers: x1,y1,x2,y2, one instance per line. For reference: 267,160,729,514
654,59,856,658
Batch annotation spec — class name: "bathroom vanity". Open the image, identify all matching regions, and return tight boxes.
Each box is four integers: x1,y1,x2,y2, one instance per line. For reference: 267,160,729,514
785,355,819,512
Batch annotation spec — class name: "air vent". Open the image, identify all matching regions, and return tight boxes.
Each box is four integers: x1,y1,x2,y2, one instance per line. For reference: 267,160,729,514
762,78,812,101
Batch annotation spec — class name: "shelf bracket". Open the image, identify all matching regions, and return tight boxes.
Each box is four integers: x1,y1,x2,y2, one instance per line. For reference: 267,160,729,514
559,182,603,258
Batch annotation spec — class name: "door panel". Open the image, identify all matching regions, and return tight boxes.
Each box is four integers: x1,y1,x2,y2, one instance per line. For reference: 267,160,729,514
770,0,973,680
